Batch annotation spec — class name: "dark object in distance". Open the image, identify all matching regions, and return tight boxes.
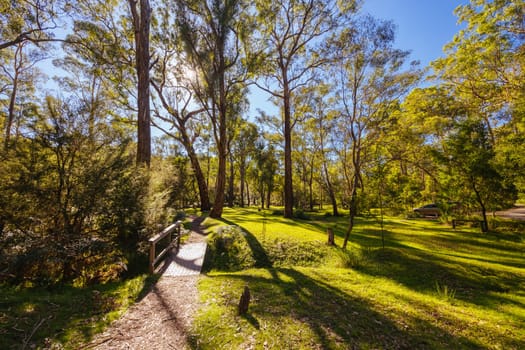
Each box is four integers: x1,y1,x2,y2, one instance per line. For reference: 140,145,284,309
413,203,440,217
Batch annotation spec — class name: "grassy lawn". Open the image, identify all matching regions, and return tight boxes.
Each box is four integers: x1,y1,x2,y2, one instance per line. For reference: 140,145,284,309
192,207,525,349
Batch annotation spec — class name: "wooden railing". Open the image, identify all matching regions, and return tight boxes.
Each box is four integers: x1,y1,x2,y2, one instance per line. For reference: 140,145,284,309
148,220,183,273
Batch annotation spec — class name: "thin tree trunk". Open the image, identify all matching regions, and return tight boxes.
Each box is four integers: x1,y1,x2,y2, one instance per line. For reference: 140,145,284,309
266,183,271,209
308,158,314,211
239,157,246,207
185,142,211,212
471,176,488,232
4,44,22,151
323,162,339,216
227,153,235,207
246,180,251,206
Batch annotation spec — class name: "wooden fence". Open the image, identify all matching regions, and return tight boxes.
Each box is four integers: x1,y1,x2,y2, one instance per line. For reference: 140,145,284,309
148,221,183,273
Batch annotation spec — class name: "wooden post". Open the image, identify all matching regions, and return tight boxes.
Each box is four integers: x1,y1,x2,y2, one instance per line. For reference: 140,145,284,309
238,286,250,315
327,228,335,246
149,243,155,274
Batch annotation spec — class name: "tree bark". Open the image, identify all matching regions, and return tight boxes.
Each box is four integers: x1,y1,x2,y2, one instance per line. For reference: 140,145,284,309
283,78,294,218
239,156,246,207
323,162,339,216
183,135,211,212
3,43,23,150
129,0,151,166
227,153,235,207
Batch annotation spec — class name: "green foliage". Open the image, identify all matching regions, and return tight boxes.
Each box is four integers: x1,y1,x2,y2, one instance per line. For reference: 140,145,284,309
0,97,149,286
263,238,329,267
206,225,256,271
0,274,154,349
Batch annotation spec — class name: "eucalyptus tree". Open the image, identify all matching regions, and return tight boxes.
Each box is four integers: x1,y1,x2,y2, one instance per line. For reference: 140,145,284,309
175,0,249,218
250,0,358,218
128,0,152,166
333,15,421,249
434,118,517,230
1,41,46,150
254,139,278,209
303,82,340,215
432,0,525,198
232,120,258,207
0,0,63,50
149,20,212,211
64,0,150,166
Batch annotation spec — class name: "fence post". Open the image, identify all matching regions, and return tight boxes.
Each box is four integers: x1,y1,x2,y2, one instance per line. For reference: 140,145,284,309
176,221,181,249
149,243,155,274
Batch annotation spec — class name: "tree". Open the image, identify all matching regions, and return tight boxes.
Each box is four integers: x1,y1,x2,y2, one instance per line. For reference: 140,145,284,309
254,140,278,209
1,41,45,150
233,121,258,207
432,0,525,199
0,0,62,50
251,0,357,218
333,15,421,249
128,0,152,166
435,118,517,231
150,41,212,211
64,0,149,165
176,0,247,218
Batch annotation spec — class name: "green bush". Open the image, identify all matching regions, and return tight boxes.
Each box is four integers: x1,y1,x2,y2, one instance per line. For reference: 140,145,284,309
206,225,256,271
263,239,329,267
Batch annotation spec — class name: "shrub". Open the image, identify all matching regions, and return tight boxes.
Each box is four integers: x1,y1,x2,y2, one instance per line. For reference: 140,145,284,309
263,239,329,267
206,225,256,271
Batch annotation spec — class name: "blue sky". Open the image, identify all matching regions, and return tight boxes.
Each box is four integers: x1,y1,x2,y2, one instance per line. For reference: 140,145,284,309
249,0,467,117
361,0,467,66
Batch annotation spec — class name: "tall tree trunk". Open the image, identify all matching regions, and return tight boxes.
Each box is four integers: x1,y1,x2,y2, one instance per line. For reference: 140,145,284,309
183,136,211,212
239,157,246,207
308,159,314,211
343,178,358,249
227,153,235,207
323,162,339,216
129,0,151,166
4,44,22,151
260,182,265,209
283,78,294,218
246,181,250,206
343,133,361,249
209,50,227,218
471,176,489,232
4,71,18,150
266,183,271,209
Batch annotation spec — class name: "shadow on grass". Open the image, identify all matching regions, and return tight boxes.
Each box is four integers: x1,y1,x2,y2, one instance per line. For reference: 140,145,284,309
197,267,483,349
362,245,525,313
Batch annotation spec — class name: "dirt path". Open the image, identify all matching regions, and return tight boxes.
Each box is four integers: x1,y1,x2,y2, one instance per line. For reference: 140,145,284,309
85,217,207,350
494,205,525,221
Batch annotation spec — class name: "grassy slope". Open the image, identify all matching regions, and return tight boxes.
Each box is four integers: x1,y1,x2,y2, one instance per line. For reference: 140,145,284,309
192,207,525,350
0,275,157,349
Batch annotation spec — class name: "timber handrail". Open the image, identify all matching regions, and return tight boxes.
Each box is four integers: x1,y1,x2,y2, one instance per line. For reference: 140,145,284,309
148,220,183,273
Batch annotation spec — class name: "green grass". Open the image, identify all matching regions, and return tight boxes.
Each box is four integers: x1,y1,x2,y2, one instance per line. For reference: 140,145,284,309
193,207,525,349
2,207,523,349
0,274,157,349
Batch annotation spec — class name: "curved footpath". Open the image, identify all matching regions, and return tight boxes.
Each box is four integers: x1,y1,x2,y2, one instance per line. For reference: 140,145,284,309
84,217,207,350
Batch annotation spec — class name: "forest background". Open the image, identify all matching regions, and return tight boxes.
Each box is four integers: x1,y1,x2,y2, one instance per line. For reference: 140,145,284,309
0,0,523,286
